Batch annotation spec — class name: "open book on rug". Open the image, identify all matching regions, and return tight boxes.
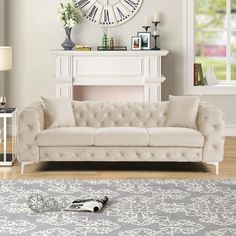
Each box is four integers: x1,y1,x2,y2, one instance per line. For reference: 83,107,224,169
65,196,108,213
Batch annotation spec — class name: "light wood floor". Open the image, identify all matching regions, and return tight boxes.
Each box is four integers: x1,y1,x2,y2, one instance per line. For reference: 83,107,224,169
0,137,235,180
0,137,14,153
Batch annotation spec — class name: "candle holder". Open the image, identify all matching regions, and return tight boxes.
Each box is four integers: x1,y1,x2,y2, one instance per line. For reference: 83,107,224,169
151,21,161,50
151,35,160,50
152,21,160,27
142,26,151,32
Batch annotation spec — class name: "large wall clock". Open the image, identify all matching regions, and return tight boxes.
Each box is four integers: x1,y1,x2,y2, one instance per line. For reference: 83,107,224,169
73,0,143,27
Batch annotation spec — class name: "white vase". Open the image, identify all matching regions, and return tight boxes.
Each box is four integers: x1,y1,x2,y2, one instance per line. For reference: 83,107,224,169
205,67,217,85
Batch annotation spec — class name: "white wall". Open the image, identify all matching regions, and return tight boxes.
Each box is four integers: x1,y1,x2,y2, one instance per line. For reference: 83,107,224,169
4,0,236,126
203,96,236,125
5,0,186,106
0,0,5,95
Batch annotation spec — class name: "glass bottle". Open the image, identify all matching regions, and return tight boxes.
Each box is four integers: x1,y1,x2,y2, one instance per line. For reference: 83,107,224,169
102,27,109,49
110,37,114,49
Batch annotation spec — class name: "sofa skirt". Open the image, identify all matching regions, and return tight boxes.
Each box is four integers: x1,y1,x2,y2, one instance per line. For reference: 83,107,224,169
39,147,202,162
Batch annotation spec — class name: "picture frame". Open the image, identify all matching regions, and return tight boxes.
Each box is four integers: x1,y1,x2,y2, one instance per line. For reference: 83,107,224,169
131,36,142,50
137,32,151,50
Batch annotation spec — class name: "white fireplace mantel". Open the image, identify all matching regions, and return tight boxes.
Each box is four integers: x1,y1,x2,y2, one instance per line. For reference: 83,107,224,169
51,50,169,102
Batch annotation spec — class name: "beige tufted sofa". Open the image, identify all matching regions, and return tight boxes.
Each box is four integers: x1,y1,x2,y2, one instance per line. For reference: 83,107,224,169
17,101,225,175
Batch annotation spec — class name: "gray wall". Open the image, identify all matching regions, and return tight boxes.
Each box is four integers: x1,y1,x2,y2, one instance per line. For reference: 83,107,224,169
4,0,236,126
0,0,5,95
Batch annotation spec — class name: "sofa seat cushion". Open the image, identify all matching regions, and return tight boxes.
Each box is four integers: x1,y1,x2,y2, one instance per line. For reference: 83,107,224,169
94,127,149,146
37,127,95,147
148,127,204,147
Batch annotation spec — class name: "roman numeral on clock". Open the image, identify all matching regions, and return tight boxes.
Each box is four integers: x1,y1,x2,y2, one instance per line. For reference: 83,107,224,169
123,0,137,10
100,7,116,25
75,0,91,9
117,7,125,18
113,3,130,22
88,5,98,20
86,3,103,23
120,0,140,12
74,0,94,13
104,9,110,22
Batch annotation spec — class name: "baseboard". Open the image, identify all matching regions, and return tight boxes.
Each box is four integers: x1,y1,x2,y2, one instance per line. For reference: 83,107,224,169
225,125,236,137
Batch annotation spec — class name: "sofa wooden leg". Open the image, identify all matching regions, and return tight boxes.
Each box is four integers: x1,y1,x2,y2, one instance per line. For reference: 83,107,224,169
206,162,220,175
20,162,33,175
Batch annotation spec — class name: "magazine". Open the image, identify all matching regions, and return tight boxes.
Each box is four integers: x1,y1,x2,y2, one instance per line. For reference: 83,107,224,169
65,196,108,213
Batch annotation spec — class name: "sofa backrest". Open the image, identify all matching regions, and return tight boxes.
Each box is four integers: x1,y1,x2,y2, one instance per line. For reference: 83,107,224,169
72,101,169,128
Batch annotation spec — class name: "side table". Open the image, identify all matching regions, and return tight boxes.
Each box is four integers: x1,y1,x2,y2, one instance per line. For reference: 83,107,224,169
0,108,17,166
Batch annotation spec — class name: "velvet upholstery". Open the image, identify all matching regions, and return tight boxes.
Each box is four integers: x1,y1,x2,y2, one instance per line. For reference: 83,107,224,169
17,101,225,165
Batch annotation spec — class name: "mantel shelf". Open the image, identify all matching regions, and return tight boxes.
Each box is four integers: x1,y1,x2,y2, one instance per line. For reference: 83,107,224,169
51,49,169,57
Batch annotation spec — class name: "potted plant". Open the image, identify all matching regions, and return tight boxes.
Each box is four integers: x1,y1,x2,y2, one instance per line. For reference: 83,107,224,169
58,3,81,50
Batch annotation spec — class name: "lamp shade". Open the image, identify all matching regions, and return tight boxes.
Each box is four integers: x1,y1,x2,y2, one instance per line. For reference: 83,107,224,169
0,47,12,71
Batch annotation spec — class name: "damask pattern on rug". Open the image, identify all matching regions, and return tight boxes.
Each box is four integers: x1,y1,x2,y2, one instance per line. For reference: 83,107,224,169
0,179,235,235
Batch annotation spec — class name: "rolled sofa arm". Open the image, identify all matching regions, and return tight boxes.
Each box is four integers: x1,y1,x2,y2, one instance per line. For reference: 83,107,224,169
198,102,225,162
17,102,45,163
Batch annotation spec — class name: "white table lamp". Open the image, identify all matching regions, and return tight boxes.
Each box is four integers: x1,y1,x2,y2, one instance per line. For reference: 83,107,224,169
0,47,12,71
0,47,12,109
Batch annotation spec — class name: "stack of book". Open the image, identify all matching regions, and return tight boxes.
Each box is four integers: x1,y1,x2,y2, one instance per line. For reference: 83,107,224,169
75,45,92,51
194,63,205,86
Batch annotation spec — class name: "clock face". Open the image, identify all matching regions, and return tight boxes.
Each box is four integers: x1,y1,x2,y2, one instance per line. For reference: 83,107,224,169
73,0,143,27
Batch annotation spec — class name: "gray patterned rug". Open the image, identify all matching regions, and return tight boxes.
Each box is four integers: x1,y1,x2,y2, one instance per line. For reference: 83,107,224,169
0,179,235,236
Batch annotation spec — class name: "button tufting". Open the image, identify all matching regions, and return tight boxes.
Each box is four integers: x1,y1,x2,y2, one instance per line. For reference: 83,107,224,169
18,101,225,166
